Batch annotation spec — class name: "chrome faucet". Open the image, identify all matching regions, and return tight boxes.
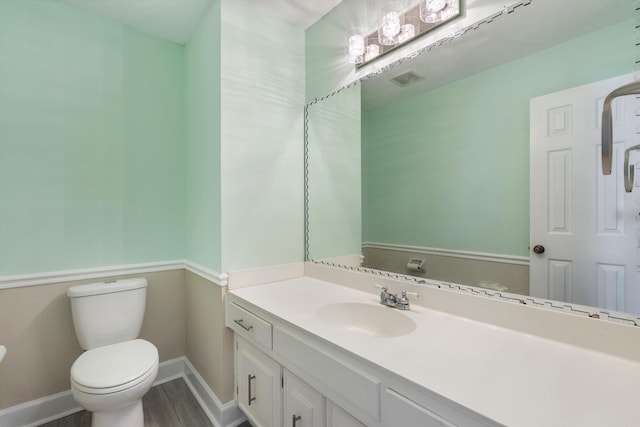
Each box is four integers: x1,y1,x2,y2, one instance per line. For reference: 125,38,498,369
378,286,415,310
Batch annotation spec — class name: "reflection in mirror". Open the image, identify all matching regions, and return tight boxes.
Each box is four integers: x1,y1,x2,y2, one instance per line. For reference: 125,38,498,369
306,83,362,262
306,0,640,317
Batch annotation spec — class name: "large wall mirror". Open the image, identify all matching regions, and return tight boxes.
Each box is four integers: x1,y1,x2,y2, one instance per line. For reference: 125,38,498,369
306,0,640,319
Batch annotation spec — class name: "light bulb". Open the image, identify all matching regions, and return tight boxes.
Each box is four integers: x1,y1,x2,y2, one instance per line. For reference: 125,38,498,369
381,11,401,39
346,29,365,64
426,0,446,12
441,0,459,20
420,0,446,23
398,23,416,43
365,44,380,61
348,34,365,57
378,3,403,46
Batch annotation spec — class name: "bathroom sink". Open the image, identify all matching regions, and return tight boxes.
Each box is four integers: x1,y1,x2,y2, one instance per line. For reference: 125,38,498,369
314,302,416,338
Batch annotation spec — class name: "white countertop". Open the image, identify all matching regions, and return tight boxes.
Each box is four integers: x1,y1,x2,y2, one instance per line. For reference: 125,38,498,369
230,277,640,427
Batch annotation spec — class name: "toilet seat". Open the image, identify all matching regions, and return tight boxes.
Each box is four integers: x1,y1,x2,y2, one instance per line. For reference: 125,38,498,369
71,339,158,395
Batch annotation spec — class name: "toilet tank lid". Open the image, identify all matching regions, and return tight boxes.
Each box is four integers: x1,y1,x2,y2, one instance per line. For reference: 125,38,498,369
67,278,147,298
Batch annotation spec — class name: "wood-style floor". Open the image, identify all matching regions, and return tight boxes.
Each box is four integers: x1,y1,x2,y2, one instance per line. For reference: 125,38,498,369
39,378,252,427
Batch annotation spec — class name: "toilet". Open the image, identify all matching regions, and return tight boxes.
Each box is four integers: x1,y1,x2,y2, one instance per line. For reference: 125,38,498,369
67,278,159,427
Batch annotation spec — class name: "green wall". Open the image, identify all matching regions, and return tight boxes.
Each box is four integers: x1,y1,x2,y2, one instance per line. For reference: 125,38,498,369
363,20,634,257
0,0,305,277
185,0,223,272
0,0,185,275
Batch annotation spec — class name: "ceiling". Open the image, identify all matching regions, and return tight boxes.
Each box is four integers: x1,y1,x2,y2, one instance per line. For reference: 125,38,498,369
362,0,635,110
55,0,344,44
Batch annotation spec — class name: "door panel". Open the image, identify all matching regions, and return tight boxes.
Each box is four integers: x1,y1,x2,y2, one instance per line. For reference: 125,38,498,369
237,337,282,427
530,73,640,314
284,370,324,427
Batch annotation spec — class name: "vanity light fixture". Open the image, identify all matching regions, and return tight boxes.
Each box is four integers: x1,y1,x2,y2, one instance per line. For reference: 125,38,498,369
346,0,461,67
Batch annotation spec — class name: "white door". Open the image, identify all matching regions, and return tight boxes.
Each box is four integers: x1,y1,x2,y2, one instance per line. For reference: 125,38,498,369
530,73,640,314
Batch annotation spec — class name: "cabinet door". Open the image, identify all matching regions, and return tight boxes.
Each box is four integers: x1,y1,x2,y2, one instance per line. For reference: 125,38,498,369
237,338,282,427
283,370,325,427
326,400,365,427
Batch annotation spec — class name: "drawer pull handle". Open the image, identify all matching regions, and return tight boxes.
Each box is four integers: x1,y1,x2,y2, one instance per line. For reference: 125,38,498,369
292,414,301,427
248,374,256,405
234,319,254,331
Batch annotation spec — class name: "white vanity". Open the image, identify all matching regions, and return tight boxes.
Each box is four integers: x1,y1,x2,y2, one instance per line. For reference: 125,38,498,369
224,264,640,427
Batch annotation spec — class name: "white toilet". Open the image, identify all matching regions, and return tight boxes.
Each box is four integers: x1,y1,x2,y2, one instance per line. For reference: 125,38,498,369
67,278,159,427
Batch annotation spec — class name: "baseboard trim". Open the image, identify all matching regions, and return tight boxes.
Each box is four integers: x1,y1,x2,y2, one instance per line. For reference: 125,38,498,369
0,357,244,427
182,358,245,427
0,389,80,427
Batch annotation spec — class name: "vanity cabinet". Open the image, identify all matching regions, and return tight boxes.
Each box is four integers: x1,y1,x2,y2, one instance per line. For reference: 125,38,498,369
227,295,496,427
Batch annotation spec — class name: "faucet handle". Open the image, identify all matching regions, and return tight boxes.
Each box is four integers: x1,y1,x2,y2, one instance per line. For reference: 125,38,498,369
374,284,390,305
395,290,412,310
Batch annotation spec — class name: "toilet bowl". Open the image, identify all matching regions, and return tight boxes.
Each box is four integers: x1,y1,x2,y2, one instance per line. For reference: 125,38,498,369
70,339,159,427
67,278,158,427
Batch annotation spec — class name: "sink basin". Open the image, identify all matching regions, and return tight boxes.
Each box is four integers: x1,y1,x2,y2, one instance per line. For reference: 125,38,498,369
314,302,417,338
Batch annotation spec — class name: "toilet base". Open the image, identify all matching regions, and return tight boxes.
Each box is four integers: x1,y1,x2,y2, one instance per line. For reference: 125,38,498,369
91,400,143,427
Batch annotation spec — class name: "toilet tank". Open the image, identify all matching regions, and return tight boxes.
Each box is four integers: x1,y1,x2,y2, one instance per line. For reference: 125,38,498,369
67,278,148,350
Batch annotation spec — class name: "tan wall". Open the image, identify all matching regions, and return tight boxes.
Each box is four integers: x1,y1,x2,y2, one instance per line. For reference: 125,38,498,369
362,247,530,296
185,271,234,404
0,270,186,410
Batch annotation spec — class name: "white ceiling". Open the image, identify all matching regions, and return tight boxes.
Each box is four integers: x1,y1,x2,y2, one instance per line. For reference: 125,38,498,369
260,0,344,29
362,0,634,110
55,0,343,44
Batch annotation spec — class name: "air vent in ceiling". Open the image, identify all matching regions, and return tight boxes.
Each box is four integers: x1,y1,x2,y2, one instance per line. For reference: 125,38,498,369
390,71,424,87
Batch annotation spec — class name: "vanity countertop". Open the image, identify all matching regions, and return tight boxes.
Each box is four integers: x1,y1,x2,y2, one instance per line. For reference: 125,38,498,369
229,277,640,427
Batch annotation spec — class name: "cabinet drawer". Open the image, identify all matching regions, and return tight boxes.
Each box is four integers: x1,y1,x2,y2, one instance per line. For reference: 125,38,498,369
227,302,273,350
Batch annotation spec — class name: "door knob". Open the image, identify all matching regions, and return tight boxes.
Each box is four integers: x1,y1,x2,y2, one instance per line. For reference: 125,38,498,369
533,245,545,254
